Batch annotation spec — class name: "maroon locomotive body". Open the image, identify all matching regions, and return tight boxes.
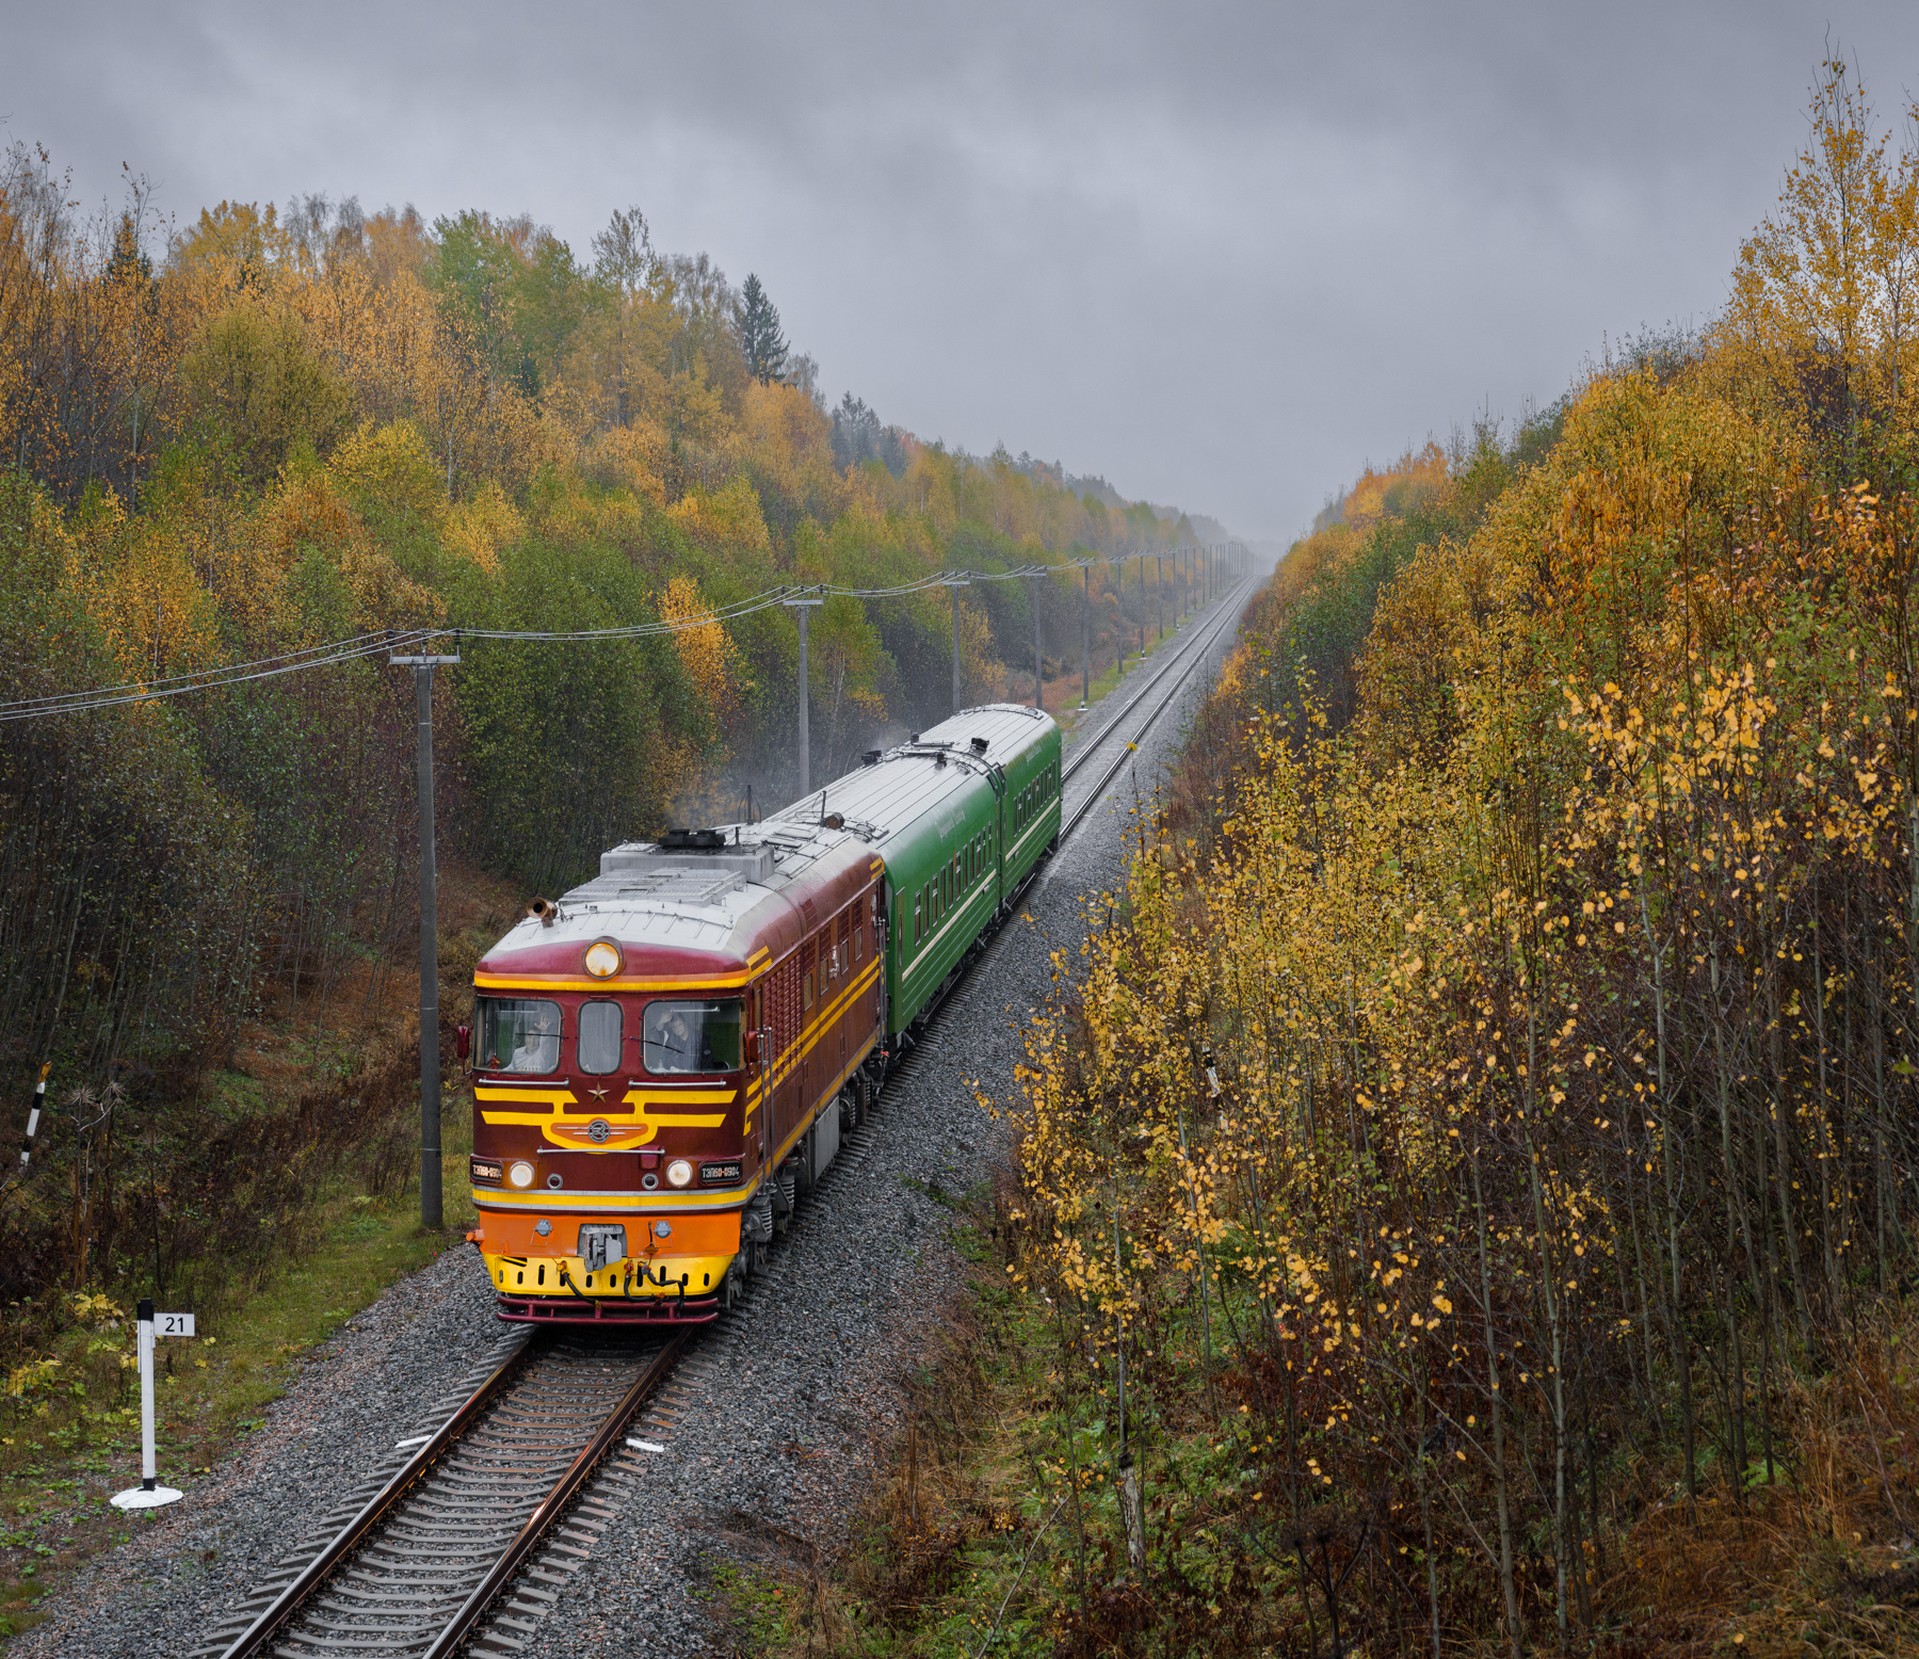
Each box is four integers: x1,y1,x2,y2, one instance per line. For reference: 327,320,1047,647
466,826,884,1322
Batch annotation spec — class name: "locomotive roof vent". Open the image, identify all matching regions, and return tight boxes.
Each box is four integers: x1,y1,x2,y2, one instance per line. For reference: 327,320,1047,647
861,749,882,767
970,735,989,754
599,835,777,885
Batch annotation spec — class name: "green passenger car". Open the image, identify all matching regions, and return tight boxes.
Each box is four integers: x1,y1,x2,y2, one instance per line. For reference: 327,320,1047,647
762,703,1062,1037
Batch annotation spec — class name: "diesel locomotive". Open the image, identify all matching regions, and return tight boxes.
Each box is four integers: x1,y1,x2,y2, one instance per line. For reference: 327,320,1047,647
464,703,1063,1323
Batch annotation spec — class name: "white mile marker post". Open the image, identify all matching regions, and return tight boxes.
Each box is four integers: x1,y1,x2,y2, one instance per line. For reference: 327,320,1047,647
111,1298,189,1510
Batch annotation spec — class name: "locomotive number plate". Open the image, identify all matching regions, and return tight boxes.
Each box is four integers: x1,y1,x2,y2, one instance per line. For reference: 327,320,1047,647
470,1156,504,1185
700,1160,743,1186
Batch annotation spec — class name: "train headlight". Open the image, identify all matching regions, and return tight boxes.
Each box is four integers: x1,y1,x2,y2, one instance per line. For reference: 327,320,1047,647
584,939,622,978
507,1160,536,1189
666,1158,694,1189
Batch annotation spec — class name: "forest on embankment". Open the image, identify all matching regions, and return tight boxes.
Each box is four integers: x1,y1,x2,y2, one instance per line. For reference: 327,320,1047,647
748,64,1919,1659
0,152,1210,1340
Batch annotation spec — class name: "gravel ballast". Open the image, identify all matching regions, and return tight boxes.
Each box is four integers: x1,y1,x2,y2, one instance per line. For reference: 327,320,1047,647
13,596,1249,1659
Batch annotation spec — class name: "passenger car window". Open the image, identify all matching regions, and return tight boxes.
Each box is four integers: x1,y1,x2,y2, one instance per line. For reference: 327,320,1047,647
578,1000,622,1074
478,998,561,1074
643,999,742,1074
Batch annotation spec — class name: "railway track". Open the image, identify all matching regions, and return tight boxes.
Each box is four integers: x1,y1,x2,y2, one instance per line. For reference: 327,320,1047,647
196,578,1249,1659
201,1333,682,1658
1059,576,1252,833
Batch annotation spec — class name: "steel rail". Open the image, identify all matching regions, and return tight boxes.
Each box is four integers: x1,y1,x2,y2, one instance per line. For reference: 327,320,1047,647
1059,579,1251,794
1060,578,1252,830
213,1330,686,1659
214,1334,536,1659
421,1332,686,1658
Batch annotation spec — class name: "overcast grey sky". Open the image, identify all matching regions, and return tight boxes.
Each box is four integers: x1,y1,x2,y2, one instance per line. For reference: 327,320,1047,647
5,2,1916,541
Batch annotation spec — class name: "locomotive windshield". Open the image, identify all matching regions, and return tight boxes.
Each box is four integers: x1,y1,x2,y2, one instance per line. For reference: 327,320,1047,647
642,999,741,1074
578,1000,622,1074
478,997,561,1074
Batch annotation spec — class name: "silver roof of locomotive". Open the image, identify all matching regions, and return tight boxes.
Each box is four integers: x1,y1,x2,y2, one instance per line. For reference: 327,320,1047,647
482,704,1053,960
762,703,1053,847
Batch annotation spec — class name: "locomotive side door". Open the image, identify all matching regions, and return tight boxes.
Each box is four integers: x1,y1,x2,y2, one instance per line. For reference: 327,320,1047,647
873,879,889,1038
987,761,1007,914
747,981,769,1166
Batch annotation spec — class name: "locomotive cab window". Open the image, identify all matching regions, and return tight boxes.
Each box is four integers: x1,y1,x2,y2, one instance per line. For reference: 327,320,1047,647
478,997,561,1074
643,999,742,1074
578,1000,622,1074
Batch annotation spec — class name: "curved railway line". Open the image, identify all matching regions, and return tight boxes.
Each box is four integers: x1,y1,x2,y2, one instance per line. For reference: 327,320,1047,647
197,579,1251,1659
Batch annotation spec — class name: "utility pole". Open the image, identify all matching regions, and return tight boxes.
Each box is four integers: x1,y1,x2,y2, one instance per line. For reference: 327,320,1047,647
1031,574,1043,711
1137,553,1145,661
392,645,459,1231
783,595,824,794
1080,564,1090,709
943,576,969,714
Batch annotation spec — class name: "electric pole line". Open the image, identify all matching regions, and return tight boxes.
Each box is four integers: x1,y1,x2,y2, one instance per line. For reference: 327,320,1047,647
391,646,460,1231
1080,564,1090,709
1137,552,1146,662
782,594,825,795
1030,574,1043,711
942,576,969,714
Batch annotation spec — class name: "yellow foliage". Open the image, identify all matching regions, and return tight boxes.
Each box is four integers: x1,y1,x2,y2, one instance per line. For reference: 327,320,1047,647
582,421,671,506
4,1356,60,1399
327,419,446,524
670,475,771,554
998,81,1919,1642
1337,442,1448,531
441,482,522,576
658,574,740,732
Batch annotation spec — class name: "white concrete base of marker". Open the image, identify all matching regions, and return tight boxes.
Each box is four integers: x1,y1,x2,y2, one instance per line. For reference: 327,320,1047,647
110,1484,182,1510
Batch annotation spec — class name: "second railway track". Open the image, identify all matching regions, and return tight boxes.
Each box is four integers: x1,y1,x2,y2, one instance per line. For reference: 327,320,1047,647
195,578,1250,1659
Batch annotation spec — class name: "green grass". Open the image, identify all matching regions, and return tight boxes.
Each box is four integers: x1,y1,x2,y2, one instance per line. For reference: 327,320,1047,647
1058,616,1198,733
710,1194,1292,1659
0,1109,478,1647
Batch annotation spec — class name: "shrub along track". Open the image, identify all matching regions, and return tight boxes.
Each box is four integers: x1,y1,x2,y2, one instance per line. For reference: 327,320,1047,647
12,581,1251,1659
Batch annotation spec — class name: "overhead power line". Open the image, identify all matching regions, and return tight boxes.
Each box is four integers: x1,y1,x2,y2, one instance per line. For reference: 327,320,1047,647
0,546,1247,723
